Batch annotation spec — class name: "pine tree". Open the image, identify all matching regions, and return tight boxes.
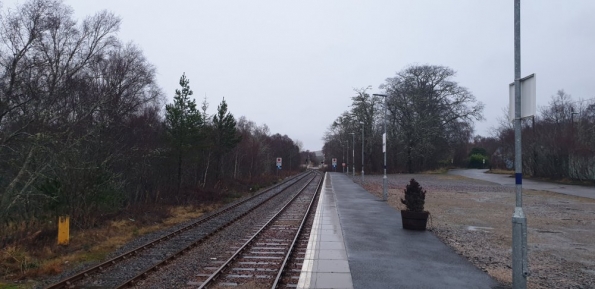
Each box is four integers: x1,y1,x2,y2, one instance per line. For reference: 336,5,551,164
212,98,241,180
165,73,202,195
401,178,426,212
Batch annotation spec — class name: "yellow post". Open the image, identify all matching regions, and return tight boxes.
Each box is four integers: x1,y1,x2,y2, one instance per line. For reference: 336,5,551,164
58,216,69,245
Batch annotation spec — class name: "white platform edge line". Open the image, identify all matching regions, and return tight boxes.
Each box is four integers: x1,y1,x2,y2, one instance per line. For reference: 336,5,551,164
297,173,326,288
297,173,354,289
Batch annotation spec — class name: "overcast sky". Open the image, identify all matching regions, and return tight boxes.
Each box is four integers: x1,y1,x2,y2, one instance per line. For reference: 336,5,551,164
3,0,595,151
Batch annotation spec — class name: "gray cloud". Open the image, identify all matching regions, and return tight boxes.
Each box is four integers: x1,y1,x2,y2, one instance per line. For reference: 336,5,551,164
3,0,593,150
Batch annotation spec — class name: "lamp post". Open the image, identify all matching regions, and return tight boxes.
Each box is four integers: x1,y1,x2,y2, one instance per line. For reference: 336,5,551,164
346,139,349,174
341,141,345,173
350,132,355,177
360,121,364,183
571,108,579,154
374,93,388,201
571,108,579,132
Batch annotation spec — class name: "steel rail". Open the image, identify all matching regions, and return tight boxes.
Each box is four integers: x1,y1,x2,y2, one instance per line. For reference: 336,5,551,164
114,171,317,288
271,173,323,288
197,172,320,288
45,171,312,289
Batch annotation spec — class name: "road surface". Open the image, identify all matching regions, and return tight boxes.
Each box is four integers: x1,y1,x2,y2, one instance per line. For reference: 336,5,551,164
448,169,595,199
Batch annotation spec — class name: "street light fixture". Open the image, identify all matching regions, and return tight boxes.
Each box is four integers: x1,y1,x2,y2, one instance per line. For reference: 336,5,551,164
373,93,388,201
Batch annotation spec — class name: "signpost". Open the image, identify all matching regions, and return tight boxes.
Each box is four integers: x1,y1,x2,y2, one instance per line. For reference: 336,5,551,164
276,157,282,176
512,1,531,287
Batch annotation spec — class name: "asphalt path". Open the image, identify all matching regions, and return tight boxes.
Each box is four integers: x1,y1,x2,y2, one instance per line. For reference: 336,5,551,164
330,173,501,289
448,169,595,199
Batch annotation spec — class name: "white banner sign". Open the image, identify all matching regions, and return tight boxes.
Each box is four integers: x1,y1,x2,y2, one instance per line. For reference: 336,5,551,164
509,74,536,122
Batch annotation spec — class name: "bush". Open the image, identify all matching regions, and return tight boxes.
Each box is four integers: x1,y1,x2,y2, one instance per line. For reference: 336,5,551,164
468,153,488,169
469,147,487,156
401,179,426,212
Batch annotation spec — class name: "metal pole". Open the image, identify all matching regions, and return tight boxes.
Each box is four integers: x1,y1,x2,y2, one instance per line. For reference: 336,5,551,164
361,122,364,183
342,142,345,173
513,0,529,287
346,140,349,174
350,132,355,177
383,96,387,201
374,94,388,201
375,94,389,201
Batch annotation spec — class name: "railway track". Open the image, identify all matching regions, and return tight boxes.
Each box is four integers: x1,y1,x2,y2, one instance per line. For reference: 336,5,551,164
44,171,316,289
272,180,320,289
192,171,323,288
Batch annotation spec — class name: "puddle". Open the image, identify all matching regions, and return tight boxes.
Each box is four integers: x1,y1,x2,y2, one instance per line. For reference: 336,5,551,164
467,226,494,232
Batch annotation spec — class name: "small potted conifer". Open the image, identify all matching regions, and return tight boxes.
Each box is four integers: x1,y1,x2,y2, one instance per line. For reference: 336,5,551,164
400,178,429,230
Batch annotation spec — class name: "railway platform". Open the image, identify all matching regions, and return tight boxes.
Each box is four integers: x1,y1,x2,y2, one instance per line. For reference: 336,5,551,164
298,172,501,289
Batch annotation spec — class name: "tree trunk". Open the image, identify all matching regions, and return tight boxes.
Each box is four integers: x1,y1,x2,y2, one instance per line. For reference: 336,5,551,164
249,156,254,180
1,146,35,214
407,146,413,173
177,148,182,196
234,152,239,179
203,152,212,188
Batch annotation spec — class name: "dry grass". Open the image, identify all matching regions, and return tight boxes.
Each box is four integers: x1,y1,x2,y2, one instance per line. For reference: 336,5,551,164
529,176,595,187
420,167,450,174
487,169,515,175
0,205,218,288
0,282,22,289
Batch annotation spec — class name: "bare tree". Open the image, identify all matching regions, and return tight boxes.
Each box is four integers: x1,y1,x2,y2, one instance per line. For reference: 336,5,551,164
0,0,168,233
382,65,484,172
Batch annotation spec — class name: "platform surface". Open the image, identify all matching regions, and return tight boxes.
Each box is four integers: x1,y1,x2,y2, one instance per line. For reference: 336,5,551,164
298,172,353,289
299,172,501,289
